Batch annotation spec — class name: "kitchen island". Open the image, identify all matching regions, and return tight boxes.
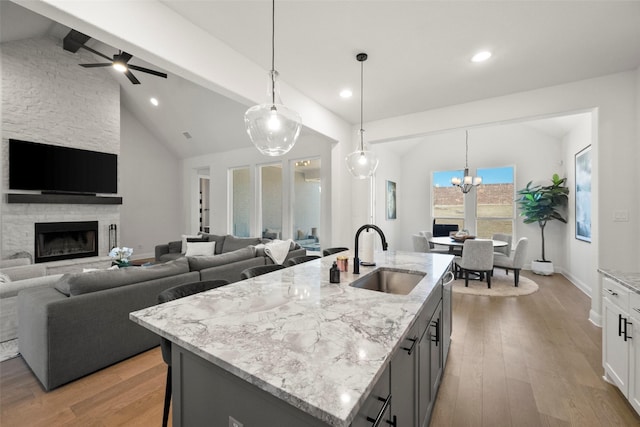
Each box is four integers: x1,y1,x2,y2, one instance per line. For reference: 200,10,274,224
130,250,454,427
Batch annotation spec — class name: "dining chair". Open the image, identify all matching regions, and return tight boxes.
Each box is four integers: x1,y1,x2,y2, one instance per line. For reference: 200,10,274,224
322,247,349,257
240,264,286,279
493,237,529,286
412,234,431,252
157,279,230,427
419,230,452,254
455,240,494,288
492,233,513,257
283,255,321,267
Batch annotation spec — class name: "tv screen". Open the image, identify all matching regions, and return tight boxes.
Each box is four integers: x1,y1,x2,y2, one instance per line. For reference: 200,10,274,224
9,139,118,194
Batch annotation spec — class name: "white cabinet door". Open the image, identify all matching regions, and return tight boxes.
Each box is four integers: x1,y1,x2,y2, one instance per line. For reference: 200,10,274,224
629,309,640,414
603,298,629,396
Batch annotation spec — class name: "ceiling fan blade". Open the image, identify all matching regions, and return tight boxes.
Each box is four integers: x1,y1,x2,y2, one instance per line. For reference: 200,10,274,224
79,45,113,62
128,65,168,78
119,51,133,63
124,70,141,85
79,63,112,68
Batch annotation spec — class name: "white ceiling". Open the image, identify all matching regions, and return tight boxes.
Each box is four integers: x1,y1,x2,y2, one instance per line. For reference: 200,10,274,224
2,1,640,158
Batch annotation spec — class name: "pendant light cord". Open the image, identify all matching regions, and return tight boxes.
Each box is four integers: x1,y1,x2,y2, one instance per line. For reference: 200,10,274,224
360,56,364,152
270,0,276,105
465,130,469,168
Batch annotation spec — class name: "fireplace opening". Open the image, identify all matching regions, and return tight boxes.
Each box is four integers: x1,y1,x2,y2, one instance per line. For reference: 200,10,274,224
34,221,98,263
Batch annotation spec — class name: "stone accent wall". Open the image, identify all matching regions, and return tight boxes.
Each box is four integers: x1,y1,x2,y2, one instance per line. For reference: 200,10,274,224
1,36,121,260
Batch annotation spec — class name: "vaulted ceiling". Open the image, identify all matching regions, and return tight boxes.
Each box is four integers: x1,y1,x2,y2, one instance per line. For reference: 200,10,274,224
2,1,640,158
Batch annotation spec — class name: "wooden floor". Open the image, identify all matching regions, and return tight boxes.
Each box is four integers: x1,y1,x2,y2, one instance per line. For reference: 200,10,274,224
1,272,638,426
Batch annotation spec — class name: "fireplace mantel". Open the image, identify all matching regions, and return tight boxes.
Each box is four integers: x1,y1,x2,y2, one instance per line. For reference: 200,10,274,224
6,193,123,205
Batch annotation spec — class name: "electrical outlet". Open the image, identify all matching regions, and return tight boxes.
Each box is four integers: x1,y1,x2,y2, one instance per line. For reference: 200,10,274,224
229,416,243,427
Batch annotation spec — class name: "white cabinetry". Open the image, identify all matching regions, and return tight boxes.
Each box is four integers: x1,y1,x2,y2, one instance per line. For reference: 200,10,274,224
602,277,639,416
629,293,640,414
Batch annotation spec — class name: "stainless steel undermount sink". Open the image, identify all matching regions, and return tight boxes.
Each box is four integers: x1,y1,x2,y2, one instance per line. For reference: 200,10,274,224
349,268,426,295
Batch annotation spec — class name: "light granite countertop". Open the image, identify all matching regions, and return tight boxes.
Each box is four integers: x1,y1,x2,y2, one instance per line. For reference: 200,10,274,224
598,269,640,294
130,250,453,427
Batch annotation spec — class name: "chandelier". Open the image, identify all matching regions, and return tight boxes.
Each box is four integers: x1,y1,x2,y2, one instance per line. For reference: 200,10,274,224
244,0,302,156
345,53,379,179
451,130,482,193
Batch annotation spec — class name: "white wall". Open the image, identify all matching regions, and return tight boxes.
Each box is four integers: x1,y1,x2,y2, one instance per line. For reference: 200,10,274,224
562,115,596,296
119,107,182,259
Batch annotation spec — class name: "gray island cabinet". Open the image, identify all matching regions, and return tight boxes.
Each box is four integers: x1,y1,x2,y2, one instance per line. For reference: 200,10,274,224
130,251,453,427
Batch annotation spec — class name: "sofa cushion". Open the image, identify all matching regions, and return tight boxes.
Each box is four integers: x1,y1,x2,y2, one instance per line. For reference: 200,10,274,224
0,264,47,282
185,241,216,257
222,235,263,253
187,247,257,271
54,258,190,297
198,233,226,255
168,241,182,253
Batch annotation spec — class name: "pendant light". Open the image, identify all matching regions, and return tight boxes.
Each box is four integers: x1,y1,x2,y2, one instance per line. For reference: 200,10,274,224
346,53,379,179
244,0,302,156
451,130,482,193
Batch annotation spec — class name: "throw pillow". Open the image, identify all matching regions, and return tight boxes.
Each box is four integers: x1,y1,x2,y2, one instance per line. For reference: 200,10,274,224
0,272,11,284
181,234,200,254
185,241,216,257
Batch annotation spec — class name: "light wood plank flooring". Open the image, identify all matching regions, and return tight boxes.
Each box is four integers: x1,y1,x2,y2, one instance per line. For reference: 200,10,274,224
1,272,638,426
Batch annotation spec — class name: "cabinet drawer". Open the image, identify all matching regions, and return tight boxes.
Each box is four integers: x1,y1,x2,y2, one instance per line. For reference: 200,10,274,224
630,292,640,320
603,277,630,312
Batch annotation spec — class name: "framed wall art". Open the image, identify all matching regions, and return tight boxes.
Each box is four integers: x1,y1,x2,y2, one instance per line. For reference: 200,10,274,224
575,145,591,242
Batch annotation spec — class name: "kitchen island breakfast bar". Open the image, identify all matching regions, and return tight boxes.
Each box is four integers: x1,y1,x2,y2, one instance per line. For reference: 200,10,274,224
130,251,454,427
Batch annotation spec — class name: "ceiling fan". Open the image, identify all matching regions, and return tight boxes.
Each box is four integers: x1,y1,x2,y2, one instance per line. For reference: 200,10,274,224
78,45,167,85
63,29,167,85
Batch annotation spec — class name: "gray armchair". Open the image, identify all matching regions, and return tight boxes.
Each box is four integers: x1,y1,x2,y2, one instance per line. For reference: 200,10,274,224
455,240,494,288
492,233,513,257
412,234,430,252
494,237,529,286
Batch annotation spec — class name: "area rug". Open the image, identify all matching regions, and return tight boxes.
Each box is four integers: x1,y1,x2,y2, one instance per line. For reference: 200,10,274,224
451,269,539,297
0,339,19,363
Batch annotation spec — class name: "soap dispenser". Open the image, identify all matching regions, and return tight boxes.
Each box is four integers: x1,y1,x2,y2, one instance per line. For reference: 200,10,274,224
330,261,340,283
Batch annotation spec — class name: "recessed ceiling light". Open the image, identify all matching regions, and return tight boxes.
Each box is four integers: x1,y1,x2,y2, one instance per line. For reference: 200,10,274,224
471,51,492,63
339,89,353,98
150,97,159,106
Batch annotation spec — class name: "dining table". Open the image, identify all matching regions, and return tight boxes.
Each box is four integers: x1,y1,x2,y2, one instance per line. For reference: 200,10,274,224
429,236,509,253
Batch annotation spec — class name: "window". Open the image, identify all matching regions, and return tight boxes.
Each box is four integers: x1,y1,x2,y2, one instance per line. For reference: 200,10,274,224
475,166,514,238
230,167,250,237
432,170,465,231
260,164,283,239
292,158,321,252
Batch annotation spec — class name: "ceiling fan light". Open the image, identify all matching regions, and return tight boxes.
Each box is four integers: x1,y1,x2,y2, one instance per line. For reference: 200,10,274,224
112,61,127,73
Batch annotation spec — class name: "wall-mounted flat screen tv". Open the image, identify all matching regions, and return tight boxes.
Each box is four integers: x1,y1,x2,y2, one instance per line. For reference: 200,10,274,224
9,139,118,194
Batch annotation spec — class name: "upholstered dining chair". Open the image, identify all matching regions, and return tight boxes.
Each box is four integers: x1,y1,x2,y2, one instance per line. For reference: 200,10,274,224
157,279,230,427
455,240,494,288
412,234,431,252
322,247,349,257
240,264,286,280
419,230,451,254
283,255,321,267
493,237,529,286
492,233,513,257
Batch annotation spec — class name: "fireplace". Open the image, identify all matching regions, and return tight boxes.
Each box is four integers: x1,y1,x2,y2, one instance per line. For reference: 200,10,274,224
34,221,99,263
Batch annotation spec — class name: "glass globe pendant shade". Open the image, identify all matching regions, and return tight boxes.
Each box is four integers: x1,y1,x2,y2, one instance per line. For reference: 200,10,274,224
346,132,379,179
245,70,302,156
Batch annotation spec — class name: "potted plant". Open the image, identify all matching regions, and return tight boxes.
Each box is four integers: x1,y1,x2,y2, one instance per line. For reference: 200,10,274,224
516,173,569,275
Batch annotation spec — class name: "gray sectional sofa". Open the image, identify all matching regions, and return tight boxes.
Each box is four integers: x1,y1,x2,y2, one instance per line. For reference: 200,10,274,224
16,237,305,391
